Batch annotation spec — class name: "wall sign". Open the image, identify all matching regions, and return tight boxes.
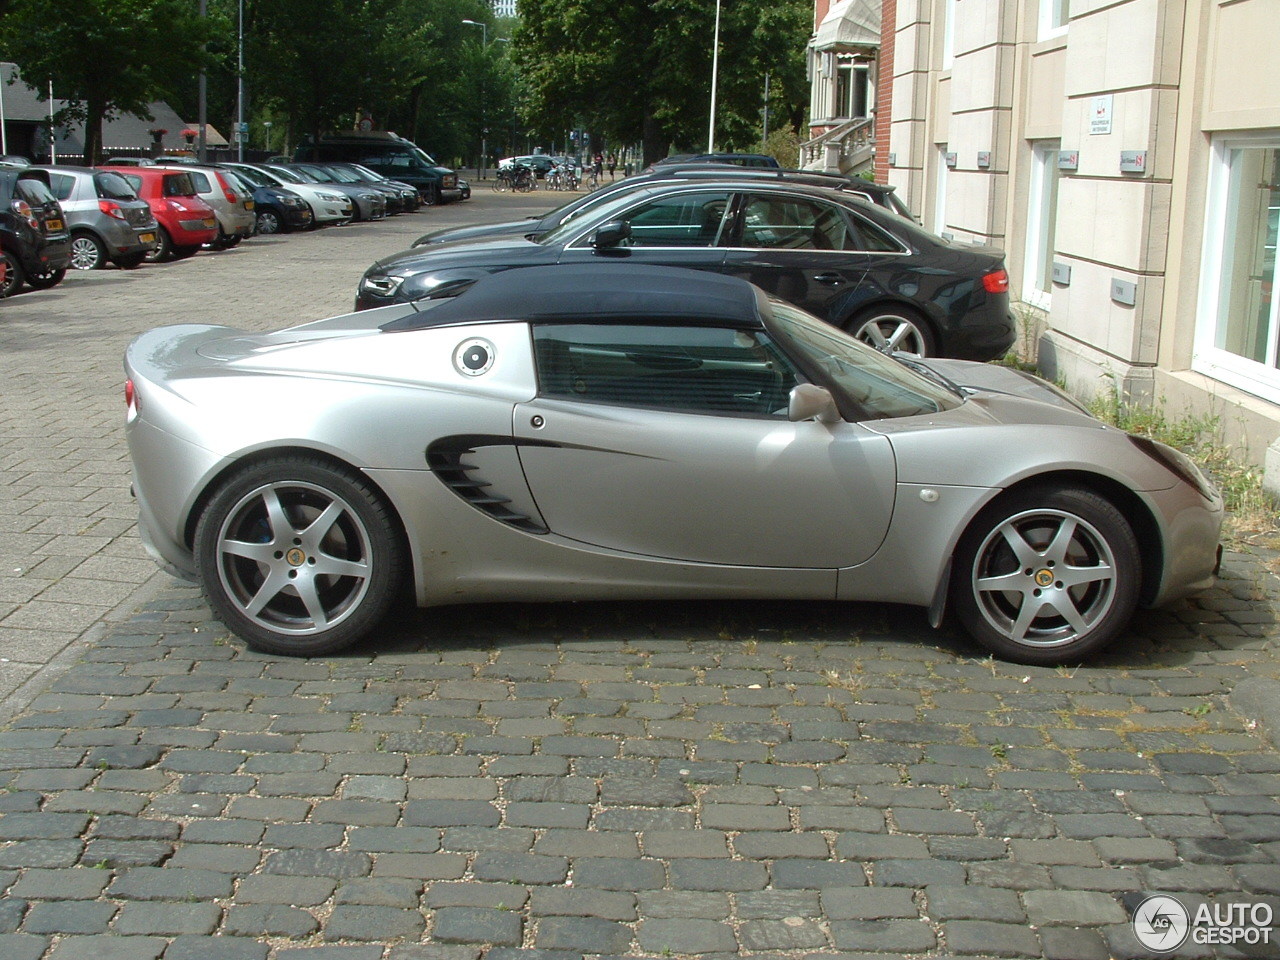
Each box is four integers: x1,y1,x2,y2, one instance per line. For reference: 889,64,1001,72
1090,95,1113,135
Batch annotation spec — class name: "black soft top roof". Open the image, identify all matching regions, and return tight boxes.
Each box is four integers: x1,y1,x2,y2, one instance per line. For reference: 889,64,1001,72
380,264,767,332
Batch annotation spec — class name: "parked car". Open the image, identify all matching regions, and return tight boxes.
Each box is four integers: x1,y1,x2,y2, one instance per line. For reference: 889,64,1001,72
362,177,1015,360
414,166,914,248
0,166,71,295
37,166,156,271
169,164,256,249
327,162,421,211
275,163,386,222
498,154,555,178
294,132,461,205
213,164,312,234
220,162,352,227
99,166,219,261
301,162,411,213
124,264,1223,664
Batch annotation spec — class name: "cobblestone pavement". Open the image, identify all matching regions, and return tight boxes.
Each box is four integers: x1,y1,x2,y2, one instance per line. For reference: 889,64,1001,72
3,185,1280,959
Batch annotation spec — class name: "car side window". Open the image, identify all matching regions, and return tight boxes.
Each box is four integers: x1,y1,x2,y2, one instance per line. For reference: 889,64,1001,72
613,191,733,247
163,173,197,197
48,173,74,201
189,172,211,193
844,210,907,253
741,195,852,250
532,323,801,417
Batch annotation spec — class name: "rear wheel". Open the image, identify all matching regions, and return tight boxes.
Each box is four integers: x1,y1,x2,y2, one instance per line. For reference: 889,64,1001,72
69,232,107,270
114,252,147,269
950,487,1141,665
847,305,936,357
171,245,200,260
26,267,66,290
0,250,25,296
145,226,174,263
195,457,405,656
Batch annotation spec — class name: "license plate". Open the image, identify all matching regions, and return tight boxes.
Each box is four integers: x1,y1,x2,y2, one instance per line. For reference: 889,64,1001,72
138,232,155,244
45,219,63,232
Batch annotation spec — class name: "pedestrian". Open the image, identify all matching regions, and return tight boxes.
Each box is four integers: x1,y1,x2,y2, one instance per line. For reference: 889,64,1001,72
607,153,617,179
593,151,604,179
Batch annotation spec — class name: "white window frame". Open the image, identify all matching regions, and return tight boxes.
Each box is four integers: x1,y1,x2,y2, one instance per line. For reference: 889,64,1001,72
941,0,957,70
934,145,949,236
1022,141,1061,312
1039,0,1070,41
1193,131,1280,405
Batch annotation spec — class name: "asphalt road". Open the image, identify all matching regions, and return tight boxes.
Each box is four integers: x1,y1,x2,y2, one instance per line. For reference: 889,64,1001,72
0,186,551,720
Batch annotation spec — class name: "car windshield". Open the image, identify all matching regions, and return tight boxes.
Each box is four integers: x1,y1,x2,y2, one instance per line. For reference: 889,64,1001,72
219,169,252,193
295,164,336,182
265,166,306,184
345,164,382,182
94,172,138,201
321,165,360,183
538,188,658,246
226,165,270,187
410,146,437,167
766,300,961,419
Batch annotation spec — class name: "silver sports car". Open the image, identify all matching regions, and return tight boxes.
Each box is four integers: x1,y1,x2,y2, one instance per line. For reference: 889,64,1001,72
124,265,1223,665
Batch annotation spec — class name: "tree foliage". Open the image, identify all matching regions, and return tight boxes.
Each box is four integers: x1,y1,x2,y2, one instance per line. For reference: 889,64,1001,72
514,0,811,164
0,0,212,163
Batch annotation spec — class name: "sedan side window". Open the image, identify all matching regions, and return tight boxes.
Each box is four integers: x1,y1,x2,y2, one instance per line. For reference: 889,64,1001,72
741,195,852,250
615,191,733,247
533,323,801,417
49,173,74,201
189,172,211,193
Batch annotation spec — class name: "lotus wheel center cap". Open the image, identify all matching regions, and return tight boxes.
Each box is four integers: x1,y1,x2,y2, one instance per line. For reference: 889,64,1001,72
1033,568,1055,587
286,548,307,567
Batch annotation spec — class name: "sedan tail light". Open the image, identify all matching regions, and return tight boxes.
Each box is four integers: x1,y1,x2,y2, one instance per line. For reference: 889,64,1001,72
982,268,1010,294
99,199,126,220
10,199,38,229
125,379,139,420
215,173,238,204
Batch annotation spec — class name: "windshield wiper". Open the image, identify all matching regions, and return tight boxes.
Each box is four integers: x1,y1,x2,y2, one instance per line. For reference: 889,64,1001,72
890,353,966,398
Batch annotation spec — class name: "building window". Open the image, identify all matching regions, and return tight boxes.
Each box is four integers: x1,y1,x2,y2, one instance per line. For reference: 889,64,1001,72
835,62,871,119
1023,141,1061,310
941,0,957,70
1195,135,1280,403
1040,0,1070,39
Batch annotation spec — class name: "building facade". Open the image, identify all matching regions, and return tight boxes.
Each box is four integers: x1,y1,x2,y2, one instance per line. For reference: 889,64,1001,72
878,0,1280,488
493,0,518,17
803,0,881,172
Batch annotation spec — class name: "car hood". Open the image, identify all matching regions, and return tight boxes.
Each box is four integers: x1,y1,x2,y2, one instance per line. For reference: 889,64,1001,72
414,219,537,246
371,236,551,276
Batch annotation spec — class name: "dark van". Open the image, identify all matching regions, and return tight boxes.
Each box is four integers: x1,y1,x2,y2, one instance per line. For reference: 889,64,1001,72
295,132,460,205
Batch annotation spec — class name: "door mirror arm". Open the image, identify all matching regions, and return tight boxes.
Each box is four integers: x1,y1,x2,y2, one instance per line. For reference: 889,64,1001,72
788,383,842,424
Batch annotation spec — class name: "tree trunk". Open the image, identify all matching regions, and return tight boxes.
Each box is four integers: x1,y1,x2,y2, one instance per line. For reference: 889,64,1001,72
81,97,106,165
641,112,667,167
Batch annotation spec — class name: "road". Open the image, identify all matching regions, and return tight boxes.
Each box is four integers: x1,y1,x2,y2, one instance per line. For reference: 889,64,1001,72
0,187,551,720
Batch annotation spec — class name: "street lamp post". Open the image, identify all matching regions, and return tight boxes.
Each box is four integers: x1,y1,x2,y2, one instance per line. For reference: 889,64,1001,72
462,19,489,180
236,0,245,162
263,121,273,153
707,0,721,153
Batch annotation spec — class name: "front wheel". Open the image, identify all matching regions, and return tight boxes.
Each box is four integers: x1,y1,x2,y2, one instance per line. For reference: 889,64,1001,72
194,457,405,656
256,209,282,234
950,487,1141,665
847,306,936,357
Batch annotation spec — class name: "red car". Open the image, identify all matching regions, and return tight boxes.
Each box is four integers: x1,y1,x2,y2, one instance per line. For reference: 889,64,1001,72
97,166,218,261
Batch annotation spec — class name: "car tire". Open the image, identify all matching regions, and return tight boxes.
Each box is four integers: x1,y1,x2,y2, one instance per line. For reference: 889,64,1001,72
26,267,66,290
0,249,25,296
950,486,1141,665
256,208,282,234
69,231,108,271
194,457,406,657
114,252,147,269
171,245,200,260
145,226,174,263
423,185,440,206
846,305,936,357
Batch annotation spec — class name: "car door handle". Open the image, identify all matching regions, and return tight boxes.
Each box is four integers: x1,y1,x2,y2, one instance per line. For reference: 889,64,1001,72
813,272,844,284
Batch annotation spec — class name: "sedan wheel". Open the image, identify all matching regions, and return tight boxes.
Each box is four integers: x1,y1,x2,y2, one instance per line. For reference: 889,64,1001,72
145,226,174,263
69,232,107,270
849,309,935,357
26,267,66,290
194,458,404,656
256,209,282,234
951,487,1140,665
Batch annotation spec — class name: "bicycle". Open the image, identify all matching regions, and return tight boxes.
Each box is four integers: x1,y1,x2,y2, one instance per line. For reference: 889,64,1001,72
584,168,600,191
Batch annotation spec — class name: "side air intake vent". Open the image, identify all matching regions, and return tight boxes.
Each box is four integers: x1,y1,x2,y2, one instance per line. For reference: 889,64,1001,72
427,438,549,534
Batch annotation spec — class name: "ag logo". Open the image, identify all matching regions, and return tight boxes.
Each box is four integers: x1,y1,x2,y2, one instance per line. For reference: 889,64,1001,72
1132,895,1190,952
453,338,495,377
1033,568,1055,588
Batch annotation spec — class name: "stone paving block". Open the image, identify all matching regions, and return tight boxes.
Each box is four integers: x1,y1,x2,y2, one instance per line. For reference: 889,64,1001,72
236,875,336,906
536,916,632,954
428,881,530,911
222,904,320,938
737,917,830,951
637,890,729,920
830,919,936,953
0,935,51,960
925,884,1025,922
107,867,234,901
1023,889,1127,925
574,857,666,891
471,852,569,885
112,901,221,935
46,936,167,960
638,917,739,954
326,904,427,941
163,936,270,960
21,900,117,934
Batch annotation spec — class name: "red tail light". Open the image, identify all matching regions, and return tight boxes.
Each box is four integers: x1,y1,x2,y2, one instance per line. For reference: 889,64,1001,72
982,268,1010,294
99,199,126,220
125,379,137,415
10,199,38,229
215,172,238,204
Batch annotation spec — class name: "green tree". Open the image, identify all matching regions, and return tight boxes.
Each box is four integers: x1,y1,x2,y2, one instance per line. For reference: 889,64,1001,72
0,0,212,163
514,0,811,164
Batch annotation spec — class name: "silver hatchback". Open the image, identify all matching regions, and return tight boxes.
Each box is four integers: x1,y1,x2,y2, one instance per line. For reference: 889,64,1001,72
168,164,256,248
41,166,158,270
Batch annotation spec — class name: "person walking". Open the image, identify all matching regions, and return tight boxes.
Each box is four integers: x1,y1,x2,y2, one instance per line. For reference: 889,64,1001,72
593,151,604,179
606,153,617,180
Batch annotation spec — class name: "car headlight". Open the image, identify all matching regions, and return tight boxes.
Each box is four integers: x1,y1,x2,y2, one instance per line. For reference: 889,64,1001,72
319,192,345,203
362,193,378,201
281,196,304,207
360,274,404,297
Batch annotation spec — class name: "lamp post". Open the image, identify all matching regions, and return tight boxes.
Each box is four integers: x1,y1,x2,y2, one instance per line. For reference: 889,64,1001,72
197,0,207,162
263,121,273,154
462,19,489,179
707,0,721,153
236,0,244,162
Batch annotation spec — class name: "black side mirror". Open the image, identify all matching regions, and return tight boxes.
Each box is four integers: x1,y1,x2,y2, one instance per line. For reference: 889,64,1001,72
592,221,631,249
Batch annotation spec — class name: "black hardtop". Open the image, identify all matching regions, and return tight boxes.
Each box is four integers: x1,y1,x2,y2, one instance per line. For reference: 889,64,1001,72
380,264,766,333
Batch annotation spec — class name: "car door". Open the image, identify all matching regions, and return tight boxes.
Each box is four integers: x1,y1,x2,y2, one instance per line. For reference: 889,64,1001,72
513,322,896,570
721,191,881,320
556,188,732,274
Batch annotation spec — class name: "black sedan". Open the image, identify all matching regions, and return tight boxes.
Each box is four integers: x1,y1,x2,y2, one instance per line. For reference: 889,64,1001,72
358,179,1014,360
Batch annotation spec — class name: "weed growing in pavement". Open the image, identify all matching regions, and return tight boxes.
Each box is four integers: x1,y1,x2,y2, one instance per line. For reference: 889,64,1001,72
1087,380,1279,541
996,306,1048,372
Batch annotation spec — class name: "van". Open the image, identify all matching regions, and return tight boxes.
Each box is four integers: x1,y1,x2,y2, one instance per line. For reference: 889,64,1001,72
295,132,460,205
